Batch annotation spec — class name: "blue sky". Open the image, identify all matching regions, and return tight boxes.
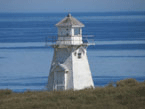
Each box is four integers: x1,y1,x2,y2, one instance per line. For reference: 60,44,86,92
0,0,145,13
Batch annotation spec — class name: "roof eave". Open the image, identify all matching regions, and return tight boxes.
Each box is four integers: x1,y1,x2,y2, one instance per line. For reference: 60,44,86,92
72,25,85,27
56,25,85,28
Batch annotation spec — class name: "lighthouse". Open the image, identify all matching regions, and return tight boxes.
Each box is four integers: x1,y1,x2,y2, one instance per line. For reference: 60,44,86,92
47,13,94,91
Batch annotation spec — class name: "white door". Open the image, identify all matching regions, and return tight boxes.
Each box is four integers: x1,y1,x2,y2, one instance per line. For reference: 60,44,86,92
54,71,65,90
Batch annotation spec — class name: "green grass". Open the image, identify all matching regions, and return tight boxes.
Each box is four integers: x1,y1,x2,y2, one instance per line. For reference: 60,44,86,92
0,78,145,109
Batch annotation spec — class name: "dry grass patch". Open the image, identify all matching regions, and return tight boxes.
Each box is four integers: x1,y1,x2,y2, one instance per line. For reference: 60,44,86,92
0,78,145,109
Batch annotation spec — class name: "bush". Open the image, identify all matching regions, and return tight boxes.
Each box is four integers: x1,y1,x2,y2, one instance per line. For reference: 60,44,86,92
0,89,12,96
116,78,139,87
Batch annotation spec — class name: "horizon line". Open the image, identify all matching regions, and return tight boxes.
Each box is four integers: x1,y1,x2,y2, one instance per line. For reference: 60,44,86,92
0,11,145,14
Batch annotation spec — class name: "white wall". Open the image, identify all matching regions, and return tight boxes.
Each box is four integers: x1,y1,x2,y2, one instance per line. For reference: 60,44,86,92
72,47,94,90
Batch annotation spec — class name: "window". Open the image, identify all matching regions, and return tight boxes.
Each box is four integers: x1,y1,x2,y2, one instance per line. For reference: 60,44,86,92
74,52,77,56
78,53,81,59
66,28,70,36
74,28,80,35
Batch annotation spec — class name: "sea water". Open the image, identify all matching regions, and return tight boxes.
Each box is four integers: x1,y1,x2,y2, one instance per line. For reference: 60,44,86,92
0,12,145,92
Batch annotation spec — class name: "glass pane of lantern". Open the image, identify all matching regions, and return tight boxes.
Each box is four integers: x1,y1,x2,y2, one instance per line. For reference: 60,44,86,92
74,28,80,35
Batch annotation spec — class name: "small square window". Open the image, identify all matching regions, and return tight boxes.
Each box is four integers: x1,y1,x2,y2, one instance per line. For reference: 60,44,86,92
78,53,81,59
74,52,77,56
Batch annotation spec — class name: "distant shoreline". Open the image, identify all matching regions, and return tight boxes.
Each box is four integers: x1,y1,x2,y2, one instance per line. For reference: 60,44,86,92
0,11,145,14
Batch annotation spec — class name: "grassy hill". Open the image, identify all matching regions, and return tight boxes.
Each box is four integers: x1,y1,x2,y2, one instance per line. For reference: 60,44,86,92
0,78,145,109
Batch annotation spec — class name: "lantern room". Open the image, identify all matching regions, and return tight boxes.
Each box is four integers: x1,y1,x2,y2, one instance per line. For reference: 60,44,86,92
55,13,85,45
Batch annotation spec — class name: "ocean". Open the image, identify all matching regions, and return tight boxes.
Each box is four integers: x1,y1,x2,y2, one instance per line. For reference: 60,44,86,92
0,12,145,92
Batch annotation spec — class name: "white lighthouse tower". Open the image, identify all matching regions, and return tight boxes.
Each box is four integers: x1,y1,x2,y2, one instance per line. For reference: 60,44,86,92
47,13,94,91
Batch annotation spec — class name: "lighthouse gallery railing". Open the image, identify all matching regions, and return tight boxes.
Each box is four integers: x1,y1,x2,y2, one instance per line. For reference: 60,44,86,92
45,35,95,46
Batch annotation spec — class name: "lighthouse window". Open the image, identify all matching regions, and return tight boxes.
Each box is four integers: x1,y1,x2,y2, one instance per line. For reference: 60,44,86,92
74,28,80,35
74,52,77,56
78,53,82,59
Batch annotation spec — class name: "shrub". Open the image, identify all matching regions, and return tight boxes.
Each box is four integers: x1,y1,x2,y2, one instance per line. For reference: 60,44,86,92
116,78,139,87
0,89,12,96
